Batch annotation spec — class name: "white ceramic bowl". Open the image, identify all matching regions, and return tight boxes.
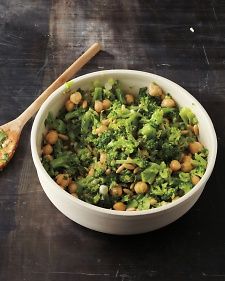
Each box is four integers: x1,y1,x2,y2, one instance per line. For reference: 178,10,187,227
31,70,217,235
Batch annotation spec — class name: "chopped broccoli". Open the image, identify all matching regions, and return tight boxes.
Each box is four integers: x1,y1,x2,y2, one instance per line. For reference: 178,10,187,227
141,163,160,184
115,88,125,104
140,123,157,138
51,153,79,170
93,87,103,101
179,107,198,125
0,130,7,145
41,79,208,211
150,108,164,126
81,109,99,134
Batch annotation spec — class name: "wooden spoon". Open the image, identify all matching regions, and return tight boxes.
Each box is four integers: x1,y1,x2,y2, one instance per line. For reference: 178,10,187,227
0,42,101,170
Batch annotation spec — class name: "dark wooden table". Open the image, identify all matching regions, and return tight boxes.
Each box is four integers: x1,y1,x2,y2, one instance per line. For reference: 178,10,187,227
0,1,225,280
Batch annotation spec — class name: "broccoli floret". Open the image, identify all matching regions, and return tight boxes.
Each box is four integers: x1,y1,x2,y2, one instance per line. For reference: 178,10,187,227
107,101,130,119
160,143,181,162
150,183,174,201
77,176,105,205
141,163,160,184
137,89,159,114
66,122,80,141
51,153,79,170
179,172,191,183
140,123,157,138
53,139,64,158
179,107,198,125
107,136,138,155
119,170,135,183
162,107,180,123
140,138,158,151
44,112,55,128
138,87,148,98
137,197,151,210
159,162,171,180
150,108,164,126
179,182,192,194
192,153,208,168
115,88,125,104
44,112,66,133
94,130,114,148
93,164,106,177
81,109,99,134
51,155,71,169
55,119,66,134
76,147,92,166
65,107,85,121
126,199,138,209
92,87,103,101
168,127,181,145
42,157,55,177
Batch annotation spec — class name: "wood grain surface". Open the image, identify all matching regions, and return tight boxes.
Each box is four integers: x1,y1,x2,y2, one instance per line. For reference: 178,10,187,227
0,1,225,280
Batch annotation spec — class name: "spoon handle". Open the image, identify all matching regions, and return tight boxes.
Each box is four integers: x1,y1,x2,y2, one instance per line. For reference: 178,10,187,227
17,42,101,127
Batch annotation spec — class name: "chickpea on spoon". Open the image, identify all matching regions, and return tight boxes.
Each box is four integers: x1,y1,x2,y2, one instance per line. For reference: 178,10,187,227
0,43,101,170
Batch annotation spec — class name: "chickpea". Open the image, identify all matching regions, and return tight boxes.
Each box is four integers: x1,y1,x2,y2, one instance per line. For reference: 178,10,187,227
125,94,135,105
113,202,126,211
110,185,123,197
191,175,200,185
42,144,53,155
189,141,203,154
65,100,75,112
94,100,103,113
149,82,163,97
82,100,88,109
102,99,111,110
95,125,107,135
70,92,82,104
56,174,71,189
182,154,192,163
161,98,176,108
170,160,181,172
181,161,193,172
100,153,107,164
134,181,148,194
68,182,78,193
45,130,58,145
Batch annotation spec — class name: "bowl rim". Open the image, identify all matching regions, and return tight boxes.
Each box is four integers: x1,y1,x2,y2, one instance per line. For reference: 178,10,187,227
31,69,217,217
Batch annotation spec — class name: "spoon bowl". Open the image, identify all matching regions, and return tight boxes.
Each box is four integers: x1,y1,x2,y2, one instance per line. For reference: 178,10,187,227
0,120,22,169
